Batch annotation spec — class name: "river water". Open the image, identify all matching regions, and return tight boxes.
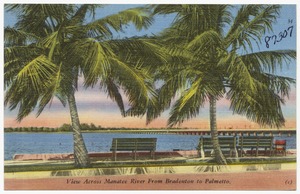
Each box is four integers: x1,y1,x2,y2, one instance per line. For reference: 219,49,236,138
4,132,296,160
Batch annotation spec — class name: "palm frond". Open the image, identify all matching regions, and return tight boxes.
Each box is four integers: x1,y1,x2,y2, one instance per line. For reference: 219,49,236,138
126,90,159,124
227,61,294,128
36,62,64,116
16,55,57,92
64,38,114,87
240,50,296,73
4,55,59,121
172,5,208,39
168,83,207,127
108,37,169,70
144,71,188,124
4,27,39,46
100,78,125,116
111,58,155,105
251,72,295,98
215,5,233,35
186,29,223,53
117,7,153,30
6,4,73,36
4,79,40,121
39,31,59,60
4,45,42,63
4,46,44,87
226,5,260,38
227,86,285,128
225,5,280,51
69,5,100,25
104,58,156,117
220,52,257,92
167,71,225,127
85,7,153,38
159,26,190,46
151,4,183,15
266,74,295,97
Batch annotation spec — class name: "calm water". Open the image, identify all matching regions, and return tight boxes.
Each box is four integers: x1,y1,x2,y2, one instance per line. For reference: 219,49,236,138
4,133,296,160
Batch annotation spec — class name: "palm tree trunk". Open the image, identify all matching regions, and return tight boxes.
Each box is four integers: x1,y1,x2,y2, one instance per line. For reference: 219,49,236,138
67,91,91,168
209,96,227,165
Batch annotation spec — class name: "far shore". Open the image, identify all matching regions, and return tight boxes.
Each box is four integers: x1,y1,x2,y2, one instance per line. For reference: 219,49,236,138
4,127,297,133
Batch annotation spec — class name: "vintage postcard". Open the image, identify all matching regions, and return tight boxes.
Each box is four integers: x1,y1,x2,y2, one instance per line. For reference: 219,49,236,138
2,0,297,191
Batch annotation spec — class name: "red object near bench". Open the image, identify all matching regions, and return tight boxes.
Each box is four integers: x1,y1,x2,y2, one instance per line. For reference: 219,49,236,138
273,140,287,156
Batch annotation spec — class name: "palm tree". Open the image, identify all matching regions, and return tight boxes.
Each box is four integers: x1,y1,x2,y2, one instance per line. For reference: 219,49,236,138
4,4,160,167
146,5,296,164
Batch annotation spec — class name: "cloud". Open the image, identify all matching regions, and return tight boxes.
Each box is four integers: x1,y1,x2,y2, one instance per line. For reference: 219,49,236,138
4,111,70,128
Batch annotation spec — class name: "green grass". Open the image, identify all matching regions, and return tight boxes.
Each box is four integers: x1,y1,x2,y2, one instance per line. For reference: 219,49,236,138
4,157,296,173
5,163,76,173
4,160,186,173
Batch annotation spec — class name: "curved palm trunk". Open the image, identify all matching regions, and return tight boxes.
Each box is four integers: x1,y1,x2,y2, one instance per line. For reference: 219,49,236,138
209,96,227,165
67,91,91,168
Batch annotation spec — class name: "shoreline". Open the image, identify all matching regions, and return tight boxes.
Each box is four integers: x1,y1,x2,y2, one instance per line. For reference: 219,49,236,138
3,128,297,136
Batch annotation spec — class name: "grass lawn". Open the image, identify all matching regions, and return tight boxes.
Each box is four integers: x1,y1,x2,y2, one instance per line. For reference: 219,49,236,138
4,156,296,173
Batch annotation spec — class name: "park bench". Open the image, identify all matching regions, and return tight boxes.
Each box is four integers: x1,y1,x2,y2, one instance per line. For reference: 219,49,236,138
238,136,274,157
197,136,238,158
110,138,157,161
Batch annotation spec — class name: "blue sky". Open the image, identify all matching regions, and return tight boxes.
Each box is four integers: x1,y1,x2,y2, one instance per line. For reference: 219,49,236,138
3,4,297,129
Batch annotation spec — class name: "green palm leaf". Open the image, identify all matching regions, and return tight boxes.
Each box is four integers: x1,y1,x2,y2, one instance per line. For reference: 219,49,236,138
36,62,66,116
225,5,280,51
240,50,296,73
227,86,285,128
219,52,256,92
110,58,155,107
101,78,125,116
186,29,223,53
65,38,113,86
4,27,39,46
263,73,295,97
5,55,58,120
168,79,210,127
4,46,43,86
16,55,57,92
85,7,153,38
108,37,169,69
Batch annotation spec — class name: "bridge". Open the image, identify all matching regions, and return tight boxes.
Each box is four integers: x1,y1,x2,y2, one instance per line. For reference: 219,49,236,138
107,129,296,137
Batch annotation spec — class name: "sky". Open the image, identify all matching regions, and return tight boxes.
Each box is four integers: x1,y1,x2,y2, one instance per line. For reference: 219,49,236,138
2,3,297,129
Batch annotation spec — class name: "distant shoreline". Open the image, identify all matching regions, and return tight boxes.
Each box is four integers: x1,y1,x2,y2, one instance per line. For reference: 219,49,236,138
4,128,296,134
4,122,296,133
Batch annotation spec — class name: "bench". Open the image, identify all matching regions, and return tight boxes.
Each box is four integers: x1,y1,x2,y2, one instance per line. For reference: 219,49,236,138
110,138,157,161
197,136,238,158
238,136,274,157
